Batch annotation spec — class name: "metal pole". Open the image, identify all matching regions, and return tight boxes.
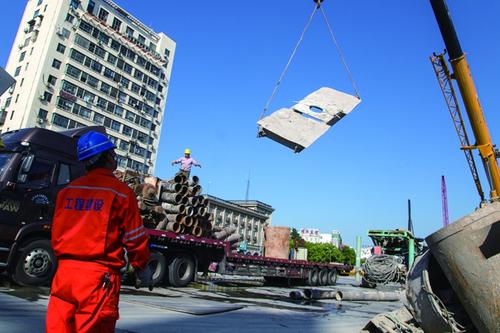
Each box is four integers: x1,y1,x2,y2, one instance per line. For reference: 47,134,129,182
355,235,362,282
408,237,415,269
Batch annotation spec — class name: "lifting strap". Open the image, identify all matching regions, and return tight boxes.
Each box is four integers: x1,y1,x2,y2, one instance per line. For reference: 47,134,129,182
259,1,360,122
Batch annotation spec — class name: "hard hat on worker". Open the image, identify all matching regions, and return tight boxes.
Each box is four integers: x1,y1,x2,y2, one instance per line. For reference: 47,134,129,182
77,131,116,161
184,148,191,155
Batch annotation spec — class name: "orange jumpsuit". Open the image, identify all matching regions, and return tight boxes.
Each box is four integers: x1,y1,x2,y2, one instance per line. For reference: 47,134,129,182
46,168,149,333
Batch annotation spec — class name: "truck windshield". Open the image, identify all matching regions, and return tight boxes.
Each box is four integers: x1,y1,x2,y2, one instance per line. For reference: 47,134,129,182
0,152,15,177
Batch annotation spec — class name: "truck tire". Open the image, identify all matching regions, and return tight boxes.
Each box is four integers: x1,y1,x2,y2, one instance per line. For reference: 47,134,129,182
328,269,338,285
318,268,329,286
148,251,166,286
307,268,319,286
10,239,57,286
168,254,195,287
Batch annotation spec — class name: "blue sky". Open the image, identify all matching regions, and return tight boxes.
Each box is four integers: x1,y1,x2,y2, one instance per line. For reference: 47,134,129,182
1,1,499,246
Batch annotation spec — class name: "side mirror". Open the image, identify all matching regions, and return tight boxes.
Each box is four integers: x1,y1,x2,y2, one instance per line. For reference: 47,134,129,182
21,154,34,173
17,154,34,183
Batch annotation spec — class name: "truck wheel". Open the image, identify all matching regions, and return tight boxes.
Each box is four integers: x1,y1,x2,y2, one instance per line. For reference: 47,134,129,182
10,239,57,286
328,269,338,285
318,268,329,286
148,251,166,286
307,268,319,286
168,254,195,287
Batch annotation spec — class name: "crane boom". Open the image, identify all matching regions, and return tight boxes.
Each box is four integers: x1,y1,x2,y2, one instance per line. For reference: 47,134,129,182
430,0,500,201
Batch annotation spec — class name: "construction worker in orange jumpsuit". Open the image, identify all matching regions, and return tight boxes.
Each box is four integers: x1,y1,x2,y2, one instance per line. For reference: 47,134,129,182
46,130,151,333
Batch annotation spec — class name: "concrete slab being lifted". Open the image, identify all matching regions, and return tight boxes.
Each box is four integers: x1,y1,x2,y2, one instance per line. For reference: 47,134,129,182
257,87,361,152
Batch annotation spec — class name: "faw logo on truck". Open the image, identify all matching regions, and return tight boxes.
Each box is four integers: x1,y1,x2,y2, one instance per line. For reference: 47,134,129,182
0,198,21,213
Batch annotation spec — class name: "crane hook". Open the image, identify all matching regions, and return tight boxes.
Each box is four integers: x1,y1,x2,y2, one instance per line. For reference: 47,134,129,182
314,0,324,9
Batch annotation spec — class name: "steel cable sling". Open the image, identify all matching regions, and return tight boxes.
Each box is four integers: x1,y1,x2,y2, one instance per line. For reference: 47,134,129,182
258,0,360,124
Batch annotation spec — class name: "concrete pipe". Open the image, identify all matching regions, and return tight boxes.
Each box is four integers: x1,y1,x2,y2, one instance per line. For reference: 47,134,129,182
180,196,189,205
225,226,237,234
166,214,183,223
160,192,183,204
335,290,402,302
142,184,157,199
406,250,471,333
173,174,186,184
184,206,194,217
189,175,199,186
178,185,188,196
225,233,240,243
196,206,207,217
166,221,181,233
187,196,199,206
213,229,229,240
189,185,202,196
162,182,182,193
426,202,500,333
183,216,194,227
161,203,185,214
179,224,185,234
155,218,168,231
303,289,337,300
289,290,306,300
191,225,203,237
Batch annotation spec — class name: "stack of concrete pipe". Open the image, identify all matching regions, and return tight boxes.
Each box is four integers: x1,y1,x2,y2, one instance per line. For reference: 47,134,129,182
155,174,213,237
117,172,242,246
126,173,212,238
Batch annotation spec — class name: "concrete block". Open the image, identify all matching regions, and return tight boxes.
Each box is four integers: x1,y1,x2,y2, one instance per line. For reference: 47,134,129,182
258,87,361,152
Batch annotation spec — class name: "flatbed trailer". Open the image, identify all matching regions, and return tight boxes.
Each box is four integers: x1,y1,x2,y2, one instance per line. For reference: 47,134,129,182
147,229,352,287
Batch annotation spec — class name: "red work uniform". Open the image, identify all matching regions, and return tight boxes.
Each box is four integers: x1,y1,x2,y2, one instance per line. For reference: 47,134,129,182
46,168,149,333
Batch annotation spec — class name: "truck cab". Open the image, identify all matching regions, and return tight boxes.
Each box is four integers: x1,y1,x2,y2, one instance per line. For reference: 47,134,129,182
0,126,104,285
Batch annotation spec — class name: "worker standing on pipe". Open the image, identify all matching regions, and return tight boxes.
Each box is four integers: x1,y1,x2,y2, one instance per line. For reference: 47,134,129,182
46,131,151,333
171,148,202,179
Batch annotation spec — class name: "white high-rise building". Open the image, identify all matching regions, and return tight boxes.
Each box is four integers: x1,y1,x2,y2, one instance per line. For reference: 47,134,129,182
0,0,176,174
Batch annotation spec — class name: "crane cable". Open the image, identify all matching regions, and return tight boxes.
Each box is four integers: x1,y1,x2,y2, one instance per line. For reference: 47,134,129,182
259,1,360,122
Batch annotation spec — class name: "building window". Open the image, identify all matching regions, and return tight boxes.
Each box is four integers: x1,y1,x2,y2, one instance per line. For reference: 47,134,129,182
14,66,21,77
10,111,15,120
98,8,108,21
37,0,43,5
66,64,81,78
20,78,24,87
38,108,48,120
56,43,66,54
25,62,29,70
70,0,80,9
125,26,134,38
53,113,69,128
5,97,11,108
33,9,40,18
15,94,19,103
93,113,104,124
87,0,95,14
138,34,146,45
66,13,75,23
43,91,53,103
58,27,71,39
47,75,57,86
52,59,62,69
19,51,26,62
112,18,121,31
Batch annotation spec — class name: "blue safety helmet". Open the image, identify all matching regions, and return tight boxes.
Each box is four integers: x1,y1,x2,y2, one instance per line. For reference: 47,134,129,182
77,131,116,161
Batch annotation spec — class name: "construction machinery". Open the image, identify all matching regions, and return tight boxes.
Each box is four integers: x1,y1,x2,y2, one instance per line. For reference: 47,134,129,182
429,0,500,203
